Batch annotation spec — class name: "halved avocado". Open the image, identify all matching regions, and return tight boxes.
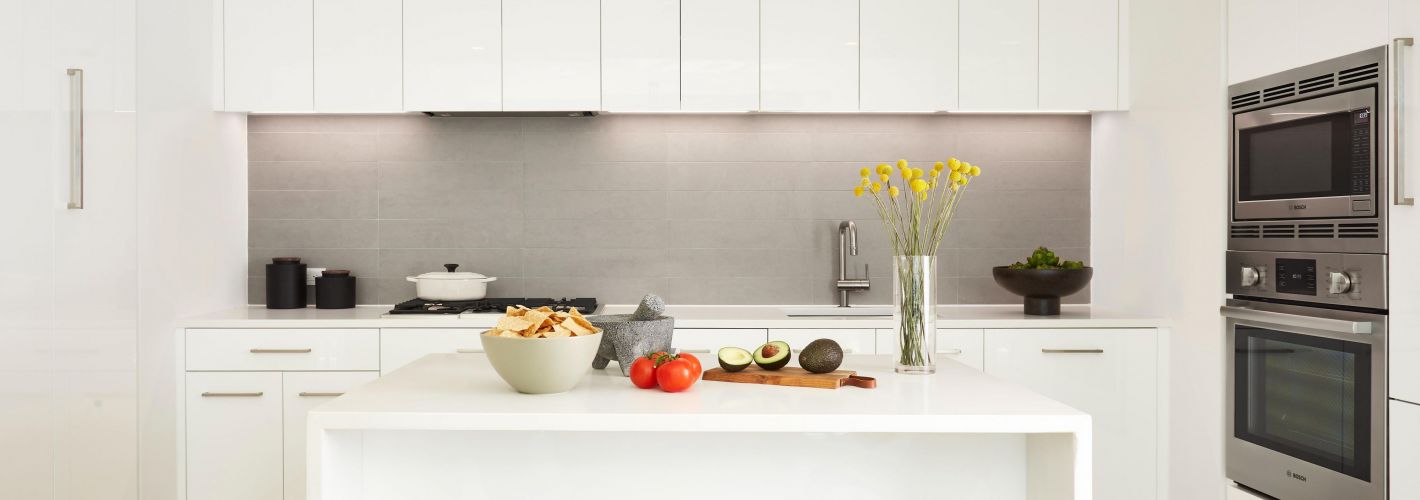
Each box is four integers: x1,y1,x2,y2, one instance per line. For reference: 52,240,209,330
753,341,792,370
717,347,753,372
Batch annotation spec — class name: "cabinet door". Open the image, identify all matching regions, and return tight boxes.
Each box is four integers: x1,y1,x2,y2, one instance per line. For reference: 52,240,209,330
380,328,485,375
1226,483,1268,500
1391,0,1420,405
860,0,957,111
769,329,876,355
283,371,379,500
984,329,1157,500
403,0,501,111
313,0,401,112
503,0,600,110
671,329,768,357
1392,400,1420,500
224,0,314,111
1039,0,1118,110
681,0,759,111
1227,0,1298,84
1295,0,1387,64
958,0,1037,110
876,329,985,369
186,372,283,500
760,0,858,111
602,0,680,111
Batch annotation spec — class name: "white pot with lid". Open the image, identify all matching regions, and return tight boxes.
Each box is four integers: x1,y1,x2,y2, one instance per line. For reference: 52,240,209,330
406,264,498,301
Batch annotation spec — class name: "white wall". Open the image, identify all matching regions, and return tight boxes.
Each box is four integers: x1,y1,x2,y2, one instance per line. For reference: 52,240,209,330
134,0,248,498
1091,0,1228,499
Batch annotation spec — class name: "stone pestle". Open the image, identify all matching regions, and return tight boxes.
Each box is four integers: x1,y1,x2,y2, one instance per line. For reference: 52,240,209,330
629,294,665,321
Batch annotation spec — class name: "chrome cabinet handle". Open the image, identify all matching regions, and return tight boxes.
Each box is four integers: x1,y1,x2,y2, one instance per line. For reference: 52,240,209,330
249,348,312,354
66,68,83,209
1041,348,1104,354
454,348,480,353
201,392,263,397
937,348,963,355
298,392,344,397
1398,37,1415,206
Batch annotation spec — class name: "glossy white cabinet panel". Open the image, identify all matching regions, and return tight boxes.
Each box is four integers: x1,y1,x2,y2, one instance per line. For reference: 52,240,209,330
502,0,601,110
860,0,957,111
186,328,380,371
1039,0,1118,110
680,0,759,111
1392,399,1420,500
760,0,859,111
1227,0,1386,84
1294,0,1387,64
985,329,1157,500
283,371,378,500
876,329,985,370
380,328,486,375
314,0,402,112
671,329,768,357
185,372,283,500
769,329,877,356
1390,0,1420,405
1225,483,1268,500
224,0,313,111
403,0,501,111
602,0,680,111
959,0,1037,110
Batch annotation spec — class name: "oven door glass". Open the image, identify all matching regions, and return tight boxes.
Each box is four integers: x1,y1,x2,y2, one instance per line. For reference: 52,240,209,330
1237,108,1371,202
1234,325,1371,480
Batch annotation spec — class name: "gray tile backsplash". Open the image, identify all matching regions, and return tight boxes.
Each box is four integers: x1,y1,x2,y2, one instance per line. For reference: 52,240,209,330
248,114,1090,305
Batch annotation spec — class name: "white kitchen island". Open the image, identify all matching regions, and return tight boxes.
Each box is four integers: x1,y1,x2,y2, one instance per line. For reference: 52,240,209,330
307,353,1092,500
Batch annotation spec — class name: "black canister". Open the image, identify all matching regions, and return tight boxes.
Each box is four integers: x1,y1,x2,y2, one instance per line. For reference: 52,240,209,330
265,257,307,309
315,270,356,309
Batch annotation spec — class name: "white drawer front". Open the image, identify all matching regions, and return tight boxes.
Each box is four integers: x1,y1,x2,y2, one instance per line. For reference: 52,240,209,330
768,329,876,355
672,329,767,357
876,329,985,369
186,329,380,371
381,329,485,375
283,371,379,500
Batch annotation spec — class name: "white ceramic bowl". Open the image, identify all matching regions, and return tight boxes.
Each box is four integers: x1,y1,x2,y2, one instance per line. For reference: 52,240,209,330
479,332,602,394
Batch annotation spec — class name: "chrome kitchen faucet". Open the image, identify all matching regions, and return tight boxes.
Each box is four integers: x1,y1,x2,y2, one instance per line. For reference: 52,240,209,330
836,220,870,307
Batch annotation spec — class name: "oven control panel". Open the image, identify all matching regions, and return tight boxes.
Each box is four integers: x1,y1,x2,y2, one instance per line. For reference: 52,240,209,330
1226,250,1386,310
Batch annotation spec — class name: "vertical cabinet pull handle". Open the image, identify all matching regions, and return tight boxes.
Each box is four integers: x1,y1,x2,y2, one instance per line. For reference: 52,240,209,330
201,392,263,397
1041,348,1105,354
1398,37,1415,206
249,348,313,354
66,68,83,210
298,392,345,397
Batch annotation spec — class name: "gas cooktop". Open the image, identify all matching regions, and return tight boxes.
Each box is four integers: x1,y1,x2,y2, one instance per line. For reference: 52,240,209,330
387,298,599,315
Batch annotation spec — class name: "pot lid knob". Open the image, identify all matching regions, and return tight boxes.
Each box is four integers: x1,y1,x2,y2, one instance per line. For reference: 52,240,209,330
444,263,459,273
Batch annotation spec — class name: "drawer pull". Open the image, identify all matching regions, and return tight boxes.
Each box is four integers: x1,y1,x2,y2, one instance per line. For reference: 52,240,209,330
937,348,963,355
201,392,263,397
679,349,712,354
454,348,481,353
1041,348,1104,354
298,392,345,397
249,348,313,354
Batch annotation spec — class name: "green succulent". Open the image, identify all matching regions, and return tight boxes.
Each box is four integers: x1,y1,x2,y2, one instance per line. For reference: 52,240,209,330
1007,246,1085,270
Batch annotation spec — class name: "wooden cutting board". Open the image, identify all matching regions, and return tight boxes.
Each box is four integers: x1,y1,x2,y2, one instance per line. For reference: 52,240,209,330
701,366,877,389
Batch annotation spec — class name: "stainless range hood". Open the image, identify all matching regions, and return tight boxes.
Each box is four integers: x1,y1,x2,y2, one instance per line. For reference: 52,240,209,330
423,111,598,118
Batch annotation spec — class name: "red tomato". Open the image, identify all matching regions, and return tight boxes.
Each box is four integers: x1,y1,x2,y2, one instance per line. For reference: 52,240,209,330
676,352,702,378
655,358,697,392
648,351,672,367
629,356,658,389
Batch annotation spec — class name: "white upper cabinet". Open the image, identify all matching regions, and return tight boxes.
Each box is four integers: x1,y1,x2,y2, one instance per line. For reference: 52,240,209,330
403,0,501,111
681,0,760,111
224,0,313,111
1390,0,1420,404
602,0,680,111
1228,0,1387,84
502,0,601,111
958,0,1037,110
760,0,859,111
314,0,402,112
860,0,958,111
1039,0,1119,110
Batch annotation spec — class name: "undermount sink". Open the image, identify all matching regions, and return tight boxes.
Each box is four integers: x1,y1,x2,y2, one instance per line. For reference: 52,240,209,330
782,306,894,317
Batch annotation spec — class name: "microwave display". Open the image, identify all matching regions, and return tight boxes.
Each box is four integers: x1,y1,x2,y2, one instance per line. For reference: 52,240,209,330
1237,109,1371,202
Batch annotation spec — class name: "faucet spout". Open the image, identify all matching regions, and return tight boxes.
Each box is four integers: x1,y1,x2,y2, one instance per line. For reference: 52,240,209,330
836,220,870,307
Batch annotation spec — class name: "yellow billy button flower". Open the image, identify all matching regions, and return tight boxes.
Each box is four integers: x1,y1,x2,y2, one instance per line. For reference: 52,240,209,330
949,171,963,183
889,186,901,198
933,161,945,172
901,168,913,180
879,173,890,182
913,168,924,179
897,159,909,169
929,179,937,188
970,165,982,177
961,176,971,186
861,178,871,187
918,191,928,201
948,158,962,172
870,182,882,193
910,179,929,193
929,169,940,178
853,186,864,197
877,163,891,175
860,167,870,177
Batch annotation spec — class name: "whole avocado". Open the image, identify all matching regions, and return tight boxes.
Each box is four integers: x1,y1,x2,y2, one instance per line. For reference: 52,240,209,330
798,338,844,374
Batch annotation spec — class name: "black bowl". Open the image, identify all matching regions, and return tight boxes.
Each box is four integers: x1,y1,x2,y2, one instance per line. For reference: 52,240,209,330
991,267,1094,316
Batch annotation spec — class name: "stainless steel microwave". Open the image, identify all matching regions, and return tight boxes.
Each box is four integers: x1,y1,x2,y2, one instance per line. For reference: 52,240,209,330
1229,46,1388,254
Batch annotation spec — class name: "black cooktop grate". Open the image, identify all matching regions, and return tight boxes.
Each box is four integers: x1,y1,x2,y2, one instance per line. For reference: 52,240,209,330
388,298,599,315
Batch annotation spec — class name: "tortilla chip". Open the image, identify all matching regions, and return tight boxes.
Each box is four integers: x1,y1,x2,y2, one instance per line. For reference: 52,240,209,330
497,330,521,338
496,316,533,332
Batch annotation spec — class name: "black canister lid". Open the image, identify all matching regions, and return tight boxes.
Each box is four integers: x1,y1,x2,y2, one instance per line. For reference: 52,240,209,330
322,269,351,276
272,257,302,264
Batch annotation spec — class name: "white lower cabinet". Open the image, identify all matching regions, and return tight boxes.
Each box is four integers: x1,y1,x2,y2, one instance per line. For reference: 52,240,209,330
875,329,985,369
380,328,485,375
1392,399,1420,500
283,372,379,500
769,329,877,356
671,329,767,357
984,329,1158,500
1225,483,1267,500
186,372,284,500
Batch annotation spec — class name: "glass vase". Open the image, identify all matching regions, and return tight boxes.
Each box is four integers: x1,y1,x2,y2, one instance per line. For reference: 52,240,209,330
893,255,937,374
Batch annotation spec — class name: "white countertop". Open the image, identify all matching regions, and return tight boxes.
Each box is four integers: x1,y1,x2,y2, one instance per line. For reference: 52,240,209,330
308,353,1091,434
181,304,1166,329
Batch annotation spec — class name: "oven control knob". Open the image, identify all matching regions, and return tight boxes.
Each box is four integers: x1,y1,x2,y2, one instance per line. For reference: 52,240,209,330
1328,271,1355,295
1240,267,1262,287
